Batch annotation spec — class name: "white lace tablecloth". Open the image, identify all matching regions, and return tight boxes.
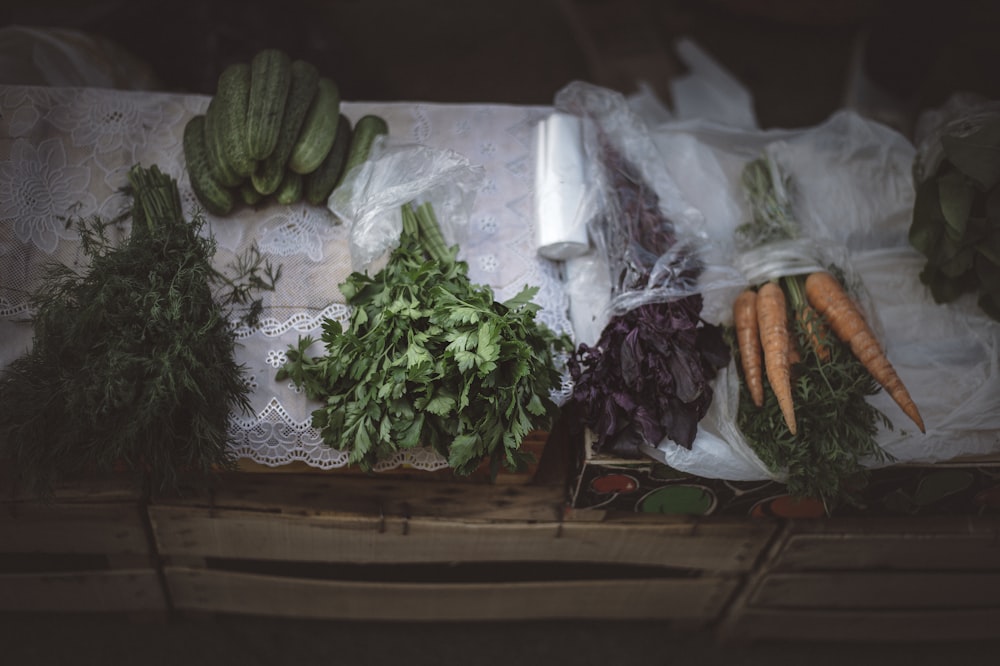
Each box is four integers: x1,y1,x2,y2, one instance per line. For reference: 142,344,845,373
0,84,573,470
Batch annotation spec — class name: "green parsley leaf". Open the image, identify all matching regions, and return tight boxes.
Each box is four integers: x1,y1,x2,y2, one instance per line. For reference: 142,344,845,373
277,201,570,475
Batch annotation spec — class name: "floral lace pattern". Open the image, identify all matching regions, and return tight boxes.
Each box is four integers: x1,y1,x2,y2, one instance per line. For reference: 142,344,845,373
0,84,573,470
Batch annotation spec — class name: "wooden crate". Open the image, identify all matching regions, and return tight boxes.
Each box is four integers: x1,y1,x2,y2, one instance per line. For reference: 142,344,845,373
234,429,553,486
0,468,167,614
149,472,777,624
718,515,1000,642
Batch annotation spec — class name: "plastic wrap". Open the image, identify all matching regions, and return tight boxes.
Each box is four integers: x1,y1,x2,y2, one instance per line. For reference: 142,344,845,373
553,81,745,319
563,251,611,346
913,93,1000,186
534,112,592,260
328,138,485,272
0,25,160,89
636,109,1000,478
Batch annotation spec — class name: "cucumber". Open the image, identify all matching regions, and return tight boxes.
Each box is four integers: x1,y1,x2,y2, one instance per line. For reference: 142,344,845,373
288,77,341,175
183,115,235,216
252,59,320,196
213,62,255,178
245,48,292,161
334,114,389,191
239,181,265,206
203,95,243,188
303,114,352,206
275,170,303,205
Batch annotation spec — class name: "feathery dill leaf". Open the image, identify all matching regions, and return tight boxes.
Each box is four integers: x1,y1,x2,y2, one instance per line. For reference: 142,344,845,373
0,164,276,497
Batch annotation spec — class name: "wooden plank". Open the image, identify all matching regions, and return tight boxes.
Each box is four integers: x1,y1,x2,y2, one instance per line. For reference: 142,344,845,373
720,606,1000,643
784,515,1000,537
750,571,1000,609
0,462,140,504
150,506,771,573
0,569,165,612
156,473,567,522
0,503,151,555
558,520,774,573
165,565,737,622
772,530,1000,572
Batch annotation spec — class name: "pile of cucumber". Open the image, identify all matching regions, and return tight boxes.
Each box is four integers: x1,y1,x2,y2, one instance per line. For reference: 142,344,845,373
183,48,388,216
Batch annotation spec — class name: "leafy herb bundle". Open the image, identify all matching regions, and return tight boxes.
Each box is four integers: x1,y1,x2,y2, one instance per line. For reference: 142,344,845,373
0,165,279,496
568,135,729,456
278,201,570,476
733,156,893,510
910,112,1000,320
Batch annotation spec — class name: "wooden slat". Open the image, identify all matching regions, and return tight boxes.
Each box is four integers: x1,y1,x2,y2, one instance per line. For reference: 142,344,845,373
156,473,567,522
0,463,140,504
165,566,736,622
1,503,151,555
720,606,1000,643
750,571,1000,609
150,506,771,572
771,523,1000,572
0,569,165,612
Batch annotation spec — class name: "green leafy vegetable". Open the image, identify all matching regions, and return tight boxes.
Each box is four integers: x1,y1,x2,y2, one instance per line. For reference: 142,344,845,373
0,164,279,497
911,113,1000,321
278,201,570,476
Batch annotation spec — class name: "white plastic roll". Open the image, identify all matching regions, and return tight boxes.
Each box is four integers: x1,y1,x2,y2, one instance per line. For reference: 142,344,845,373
534,112,590,261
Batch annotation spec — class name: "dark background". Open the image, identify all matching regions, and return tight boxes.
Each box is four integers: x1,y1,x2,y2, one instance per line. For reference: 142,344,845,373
4,0,1000,136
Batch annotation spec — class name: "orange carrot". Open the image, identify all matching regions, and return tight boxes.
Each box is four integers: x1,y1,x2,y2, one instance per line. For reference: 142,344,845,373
733,288,765,407
786,316,802,367
797,305,830,362
756,281,797,435
783,275,830,362
804,271,925,433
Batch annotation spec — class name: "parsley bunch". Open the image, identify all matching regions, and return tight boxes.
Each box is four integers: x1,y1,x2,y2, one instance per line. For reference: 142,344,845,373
0,165,278,496
278,202,571,476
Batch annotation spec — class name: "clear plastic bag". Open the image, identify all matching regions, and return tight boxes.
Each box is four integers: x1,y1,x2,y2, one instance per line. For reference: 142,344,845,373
637,108,1000,477
0,25,160,89
553,80,745,319
327,138,485,272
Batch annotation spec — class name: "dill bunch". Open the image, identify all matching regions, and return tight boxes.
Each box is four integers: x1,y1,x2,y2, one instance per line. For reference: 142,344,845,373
0,164,276,497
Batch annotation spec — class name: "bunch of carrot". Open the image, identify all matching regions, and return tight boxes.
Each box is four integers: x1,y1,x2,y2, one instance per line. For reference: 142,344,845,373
733,271,926,436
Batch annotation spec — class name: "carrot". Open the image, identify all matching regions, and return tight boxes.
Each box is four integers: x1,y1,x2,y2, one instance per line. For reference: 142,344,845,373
783,276,831,363
797,305,830,362
756,281,797,435
733,288,765,407
804,271,925,433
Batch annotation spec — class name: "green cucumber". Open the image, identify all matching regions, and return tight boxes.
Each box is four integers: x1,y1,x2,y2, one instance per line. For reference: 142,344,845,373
183,115,235,216
203,95,243,188
275,170,303,205
252,59,320,196
239,181,264,206
213,62,255,178
246,48,292,161
303,114,352,206
288,76,341,175
334,114,389,191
